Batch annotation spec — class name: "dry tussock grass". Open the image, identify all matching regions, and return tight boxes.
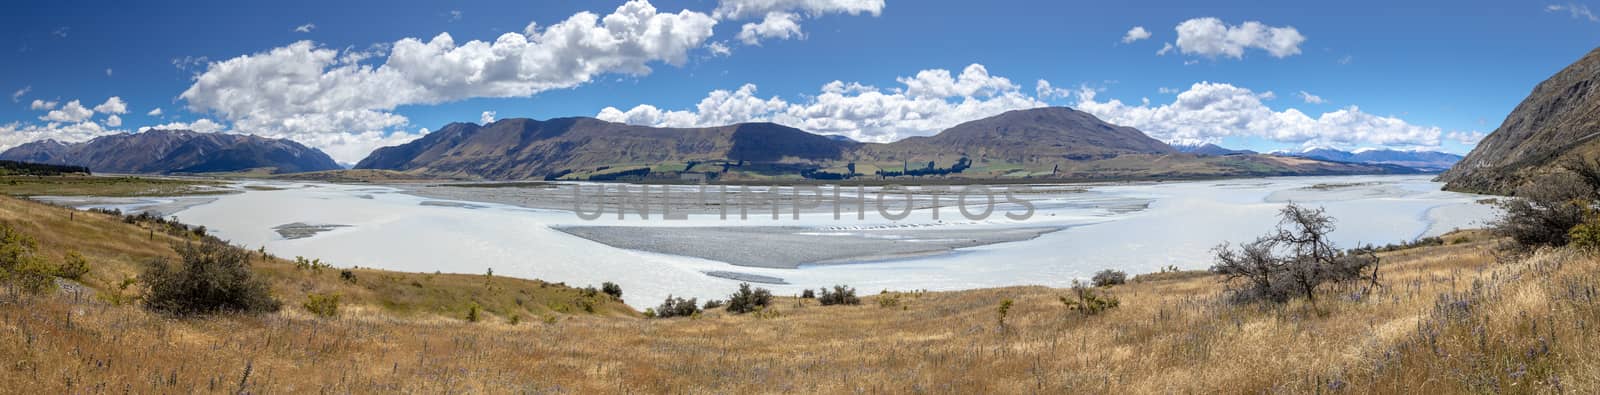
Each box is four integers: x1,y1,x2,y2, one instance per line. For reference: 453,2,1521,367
0,194,1596,393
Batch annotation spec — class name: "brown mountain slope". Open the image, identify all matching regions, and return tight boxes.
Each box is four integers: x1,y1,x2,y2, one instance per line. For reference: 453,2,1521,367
355,118,853,179
866,107,1175,163
1439,47,1600,194
356,107,1418,181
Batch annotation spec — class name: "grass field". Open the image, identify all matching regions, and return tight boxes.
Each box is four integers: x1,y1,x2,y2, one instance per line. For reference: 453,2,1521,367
0,194,1596,392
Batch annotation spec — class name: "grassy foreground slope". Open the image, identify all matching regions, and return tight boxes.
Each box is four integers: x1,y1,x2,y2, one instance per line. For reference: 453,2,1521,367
0,194,1596,392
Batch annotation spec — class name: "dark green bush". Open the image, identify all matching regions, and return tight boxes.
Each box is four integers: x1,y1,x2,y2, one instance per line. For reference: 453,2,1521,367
818,285,860,306
654,295,700,318
1091,269,1127,287
601,281,623,299
141,240,281,316
726,283,773,314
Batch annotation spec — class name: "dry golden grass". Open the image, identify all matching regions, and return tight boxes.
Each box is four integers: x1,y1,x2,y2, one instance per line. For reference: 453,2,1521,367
0,194,1597,393
0,195,634,320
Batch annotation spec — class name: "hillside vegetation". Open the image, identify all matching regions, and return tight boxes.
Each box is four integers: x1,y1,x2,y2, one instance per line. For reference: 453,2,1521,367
0,190,1595,392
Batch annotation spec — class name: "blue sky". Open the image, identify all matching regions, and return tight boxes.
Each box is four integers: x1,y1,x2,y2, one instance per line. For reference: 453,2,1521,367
4,0,1599,163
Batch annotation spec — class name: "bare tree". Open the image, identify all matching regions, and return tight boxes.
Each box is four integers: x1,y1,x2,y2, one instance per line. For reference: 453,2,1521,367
1210,203,1381,304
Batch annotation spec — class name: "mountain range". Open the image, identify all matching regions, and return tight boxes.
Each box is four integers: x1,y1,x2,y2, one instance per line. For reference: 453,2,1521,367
354,107,1422,181
1439,47,1600,195
1174,143,1257,156
0,130,342,175
1288,148,1462,171
0,107,1442,181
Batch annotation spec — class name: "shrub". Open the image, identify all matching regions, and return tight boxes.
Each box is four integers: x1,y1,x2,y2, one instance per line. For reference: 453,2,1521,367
996,298,1014,328
338,269,356,284
56,250,90,280
1210,204,1381,304
142,240,282,316
800,289,815,299
654,295,700,318
303,293,340,318
0,223,55,294
702,299,725,309
817,285,860,306
726,283,774,314
1492,167,1596,248
1061,280,1120,315
466,302,482,322
877,292,902,309
1570,217,1600,251
1091,269,1127,287
601,282,623,299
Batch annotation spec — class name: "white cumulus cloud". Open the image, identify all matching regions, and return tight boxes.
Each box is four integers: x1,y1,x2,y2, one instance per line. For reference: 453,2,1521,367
40,100,94,123
1447,130,1487,145
481,111,496,124
597,63,1047,142
0,121,118,151
294,23,316,33
93,96,127,114
1073,81,1443,149
712,0,884,20
12,86,30,102
1173,17,1305,59
738,12,804,45
30,99,57,110
179,0,718,160
105,115,122,127
1121,26,1151,43
715,0,883,45
147,107,163,116
139,118,227,133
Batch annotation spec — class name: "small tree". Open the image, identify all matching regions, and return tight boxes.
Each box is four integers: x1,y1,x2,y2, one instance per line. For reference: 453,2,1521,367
800,289,815,299
601,282,623,299
1210,204,1380,304
726,283,773,314
142,240,281,316
1061,280,1120,315
466,302,481,322
1091,269,1127,287
817,285,860,306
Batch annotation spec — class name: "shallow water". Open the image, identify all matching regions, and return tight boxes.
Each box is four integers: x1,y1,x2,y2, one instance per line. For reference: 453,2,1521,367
150,175,1492,307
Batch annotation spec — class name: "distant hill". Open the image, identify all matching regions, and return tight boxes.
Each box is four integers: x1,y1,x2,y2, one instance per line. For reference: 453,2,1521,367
0,130,342,174
1439,47,1600,194
1290,148,1462,171
1174,143,1257,156
355,107,1420,181
355,118,854,179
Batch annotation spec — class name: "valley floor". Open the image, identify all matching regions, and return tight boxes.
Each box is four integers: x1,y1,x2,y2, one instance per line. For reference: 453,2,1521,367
1,192,1596,393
